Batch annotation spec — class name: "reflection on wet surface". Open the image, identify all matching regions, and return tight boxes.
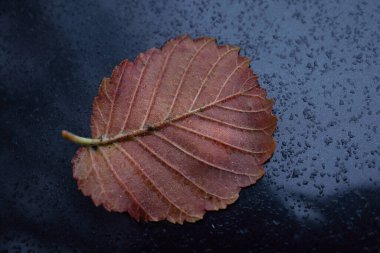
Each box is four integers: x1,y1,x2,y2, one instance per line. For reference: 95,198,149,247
0,0,379,252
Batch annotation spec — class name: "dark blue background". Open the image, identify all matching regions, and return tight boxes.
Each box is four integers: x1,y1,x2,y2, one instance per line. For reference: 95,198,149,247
1,0,379,252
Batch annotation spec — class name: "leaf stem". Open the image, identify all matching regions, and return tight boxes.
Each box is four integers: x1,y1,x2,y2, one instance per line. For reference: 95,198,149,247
61,86,258,146
62,130,101,145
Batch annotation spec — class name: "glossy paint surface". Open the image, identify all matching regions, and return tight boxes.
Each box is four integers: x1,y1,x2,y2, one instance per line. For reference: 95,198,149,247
0,0,379,252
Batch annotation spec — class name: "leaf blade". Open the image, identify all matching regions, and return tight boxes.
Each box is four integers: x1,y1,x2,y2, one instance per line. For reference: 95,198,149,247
67,35,277,223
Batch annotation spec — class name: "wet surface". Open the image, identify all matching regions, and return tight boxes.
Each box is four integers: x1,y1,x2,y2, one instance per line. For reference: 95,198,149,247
0,0,379,252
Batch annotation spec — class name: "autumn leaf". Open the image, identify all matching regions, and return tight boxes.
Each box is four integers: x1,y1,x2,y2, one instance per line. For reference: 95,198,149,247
62,35,277,224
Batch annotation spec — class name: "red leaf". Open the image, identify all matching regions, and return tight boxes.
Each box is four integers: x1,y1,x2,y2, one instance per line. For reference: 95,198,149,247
62,35,277,223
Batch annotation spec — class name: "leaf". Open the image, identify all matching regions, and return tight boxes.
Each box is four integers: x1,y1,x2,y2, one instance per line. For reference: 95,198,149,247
62,35,277,224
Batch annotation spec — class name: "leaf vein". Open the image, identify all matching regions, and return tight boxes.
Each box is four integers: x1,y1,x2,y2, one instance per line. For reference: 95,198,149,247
115,143,201,220
135,138,231,200
215,104,272,113
153,132,256,177
98,147,153,220
165,38,214,119
121,53,153,132
215,59,250,101
239,75,258,91
195,113,275,136
105,61,128,135
140,37,186,129
189,47,239,111
170,122,269,155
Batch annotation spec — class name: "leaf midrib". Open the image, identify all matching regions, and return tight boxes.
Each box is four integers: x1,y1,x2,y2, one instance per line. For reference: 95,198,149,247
94,85,258,146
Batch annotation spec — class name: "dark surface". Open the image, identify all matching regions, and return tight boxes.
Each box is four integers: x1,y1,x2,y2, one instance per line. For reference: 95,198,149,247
1,0,379,252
